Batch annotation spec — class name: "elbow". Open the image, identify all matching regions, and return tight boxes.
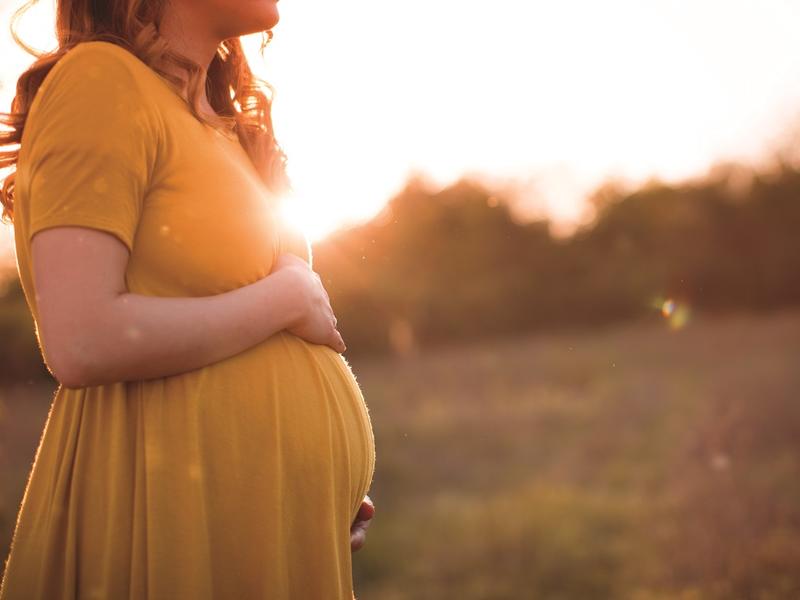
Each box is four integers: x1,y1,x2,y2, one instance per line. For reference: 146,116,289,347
53,366,93,390
44,340,102,389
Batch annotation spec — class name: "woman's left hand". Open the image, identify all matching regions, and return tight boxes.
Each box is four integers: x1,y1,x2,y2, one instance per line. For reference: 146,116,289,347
350,495,375,552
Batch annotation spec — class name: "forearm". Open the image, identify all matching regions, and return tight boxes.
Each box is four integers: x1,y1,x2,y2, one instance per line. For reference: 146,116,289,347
51,271,300,387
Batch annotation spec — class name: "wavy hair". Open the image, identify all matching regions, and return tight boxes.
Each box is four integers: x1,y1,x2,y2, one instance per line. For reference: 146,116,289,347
0,0,291,224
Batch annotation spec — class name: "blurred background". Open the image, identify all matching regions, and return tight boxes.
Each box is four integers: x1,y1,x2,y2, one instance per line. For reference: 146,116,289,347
2,1,800,598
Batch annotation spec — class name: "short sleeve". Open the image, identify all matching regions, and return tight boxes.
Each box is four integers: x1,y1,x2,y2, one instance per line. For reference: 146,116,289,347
21,43,161,253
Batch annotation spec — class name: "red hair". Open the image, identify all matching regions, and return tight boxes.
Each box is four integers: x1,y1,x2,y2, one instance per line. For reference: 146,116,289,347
0,0,291,224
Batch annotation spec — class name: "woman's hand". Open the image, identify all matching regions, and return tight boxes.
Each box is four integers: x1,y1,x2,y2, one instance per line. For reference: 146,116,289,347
350,495,375,552
273,253,346,353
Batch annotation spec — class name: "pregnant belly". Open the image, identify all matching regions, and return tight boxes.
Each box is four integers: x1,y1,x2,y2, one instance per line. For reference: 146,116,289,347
141,330,376,525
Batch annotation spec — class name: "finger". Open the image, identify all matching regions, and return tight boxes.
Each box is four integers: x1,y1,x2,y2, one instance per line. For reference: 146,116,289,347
330,331,346,354
356,497,375,521
350,518,370,533
350,519,372,533
353,518,371,533
350,528,367,552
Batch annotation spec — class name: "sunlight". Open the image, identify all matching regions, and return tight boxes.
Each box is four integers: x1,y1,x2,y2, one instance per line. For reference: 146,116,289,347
275,192,327,244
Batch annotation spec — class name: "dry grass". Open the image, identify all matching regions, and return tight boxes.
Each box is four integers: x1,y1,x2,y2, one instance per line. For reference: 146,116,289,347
351,308,800,599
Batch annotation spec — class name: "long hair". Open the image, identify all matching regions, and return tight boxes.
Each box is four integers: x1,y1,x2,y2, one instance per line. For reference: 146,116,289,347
0,0,291,224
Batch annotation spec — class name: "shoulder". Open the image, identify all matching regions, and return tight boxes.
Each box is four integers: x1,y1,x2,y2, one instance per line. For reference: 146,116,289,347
19,41,167,177
25,41,165,144
39,41,160,102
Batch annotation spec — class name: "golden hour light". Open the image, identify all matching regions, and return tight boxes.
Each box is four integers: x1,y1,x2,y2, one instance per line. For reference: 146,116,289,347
2,1,800,597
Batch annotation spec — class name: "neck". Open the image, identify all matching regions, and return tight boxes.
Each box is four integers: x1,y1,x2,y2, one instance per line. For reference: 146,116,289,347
158,2,221,111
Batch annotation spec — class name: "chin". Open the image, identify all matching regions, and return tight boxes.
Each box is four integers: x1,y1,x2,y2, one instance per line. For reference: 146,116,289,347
220,4,280,38
249,6,280,33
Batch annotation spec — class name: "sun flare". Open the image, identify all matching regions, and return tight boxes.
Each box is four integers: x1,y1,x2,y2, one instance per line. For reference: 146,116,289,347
275,193,332,244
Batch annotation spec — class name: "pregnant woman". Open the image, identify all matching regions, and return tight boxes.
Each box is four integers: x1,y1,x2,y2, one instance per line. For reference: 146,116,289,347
0,0,376,598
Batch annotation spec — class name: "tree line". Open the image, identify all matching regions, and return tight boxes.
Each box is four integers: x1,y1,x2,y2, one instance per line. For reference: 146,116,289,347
315,160,800,356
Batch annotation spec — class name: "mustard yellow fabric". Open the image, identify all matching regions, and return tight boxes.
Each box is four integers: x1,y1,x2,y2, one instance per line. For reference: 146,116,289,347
0,41,376,600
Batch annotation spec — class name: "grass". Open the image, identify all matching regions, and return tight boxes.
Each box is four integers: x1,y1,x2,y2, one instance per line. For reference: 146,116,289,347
349,308,800,599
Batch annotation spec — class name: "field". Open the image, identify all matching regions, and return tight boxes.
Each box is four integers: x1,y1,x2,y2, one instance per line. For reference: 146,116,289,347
2,309,799,598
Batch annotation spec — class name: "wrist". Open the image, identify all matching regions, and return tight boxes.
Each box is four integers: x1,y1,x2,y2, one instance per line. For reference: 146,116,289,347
264,268,304,331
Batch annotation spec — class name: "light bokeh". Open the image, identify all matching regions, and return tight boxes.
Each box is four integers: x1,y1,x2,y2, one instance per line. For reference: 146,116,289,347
2,0,800,260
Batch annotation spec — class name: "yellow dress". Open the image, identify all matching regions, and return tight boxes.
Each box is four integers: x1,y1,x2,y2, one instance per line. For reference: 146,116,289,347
0,41,376,599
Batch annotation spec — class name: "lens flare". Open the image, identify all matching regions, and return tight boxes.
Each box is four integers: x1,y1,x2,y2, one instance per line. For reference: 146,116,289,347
667,304,691,330
652,296,691,330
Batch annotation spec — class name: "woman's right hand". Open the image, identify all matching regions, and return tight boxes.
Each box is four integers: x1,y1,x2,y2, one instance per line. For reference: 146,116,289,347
272,253,347,353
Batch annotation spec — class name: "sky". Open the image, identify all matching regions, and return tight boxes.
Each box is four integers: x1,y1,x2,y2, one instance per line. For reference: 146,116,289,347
1,0,800,262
